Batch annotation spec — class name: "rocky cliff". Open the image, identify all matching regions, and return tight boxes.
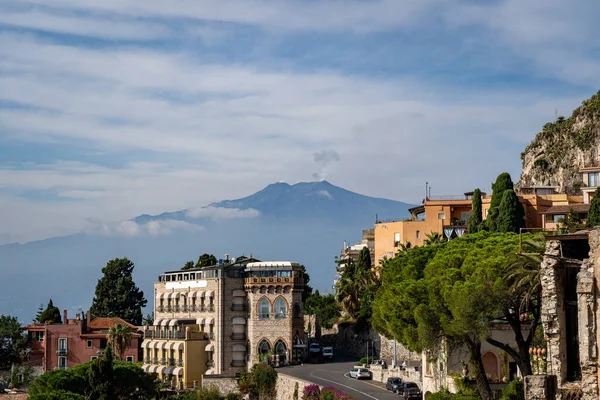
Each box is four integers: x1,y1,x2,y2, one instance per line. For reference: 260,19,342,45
518,90,600,194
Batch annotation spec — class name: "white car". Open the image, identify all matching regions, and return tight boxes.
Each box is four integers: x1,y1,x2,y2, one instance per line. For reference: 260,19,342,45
349,367,372,380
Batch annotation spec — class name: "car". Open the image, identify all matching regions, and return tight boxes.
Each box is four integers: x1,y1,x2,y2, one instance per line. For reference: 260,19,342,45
322,346,334,361
386,377,403,393
398,382,422,399
309,343,322,363
349,367,372,380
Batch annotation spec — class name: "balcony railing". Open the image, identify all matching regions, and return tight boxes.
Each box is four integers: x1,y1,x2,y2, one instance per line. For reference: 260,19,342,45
169,358,175,366
206,361,214,368
259,313,270,319
209,332,215,340
274,313,287,320
57,365,67,370
56,348,67,355
152,358,158,364
208,304,215,312
177,359,184,367
160,358,167,365
231,333,245,340
231,360,246,367
231,304,245,311
157,305,164,313
144,357,151,363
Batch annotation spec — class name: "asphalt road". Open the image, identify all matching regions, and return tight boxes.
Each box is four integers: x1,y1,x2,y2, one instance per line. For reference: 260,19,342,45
279,356,400,400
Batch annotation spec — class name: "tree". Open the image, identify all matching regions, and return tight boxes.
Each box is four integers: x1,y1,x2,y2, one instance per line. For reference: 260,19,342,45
108,324,132,361
496,190,526,233
587,187,600,227
29,347,156,400
299,265,313,303
142,313,154,326
181,261,195,270
558,208,585,232
36,299,62,324
467,188,483,234
0,315,26,369
90,258,147,326
304,293,341,329
486,172,515,232
238,362,277,400
424,232,443,246
34,303,44,323
196,254,218,268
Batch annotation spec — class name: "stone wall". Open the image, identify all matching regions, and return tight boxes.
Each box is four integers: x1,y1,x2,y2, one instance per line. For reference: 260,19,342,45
524,375,557,400
369,365,421,387
202,375,240,396
319,322,420,364
276,373,321,400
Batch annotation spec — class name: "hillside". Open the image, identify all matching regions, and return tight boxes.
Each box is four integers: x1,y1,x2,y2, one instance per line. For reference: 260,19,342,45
518,90,600,193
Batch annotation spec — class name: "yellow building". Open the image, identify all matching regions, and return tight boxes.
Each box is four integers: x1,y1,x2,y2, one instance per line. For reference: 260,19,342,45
142,324,208,389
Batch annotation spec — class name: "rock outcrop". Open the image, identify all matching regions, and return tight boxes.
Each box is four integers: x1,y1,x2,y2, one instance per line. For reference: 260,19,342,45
518,91,600,194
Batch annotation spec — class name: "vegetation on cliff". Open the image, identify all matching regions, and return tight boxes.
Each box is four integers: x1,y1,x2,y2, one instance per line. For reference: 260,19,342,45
519,90,600,193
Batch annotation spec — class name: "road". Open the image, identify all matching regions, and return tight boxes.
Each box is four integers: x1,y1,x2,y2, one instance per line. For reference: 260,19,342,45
279,355,399,400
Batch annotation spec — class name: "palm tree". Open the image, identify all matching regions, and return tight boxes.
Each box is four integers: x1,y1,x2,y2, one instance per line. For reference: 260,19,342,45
424,232,443,246
335,260,361,318
108,323,132,361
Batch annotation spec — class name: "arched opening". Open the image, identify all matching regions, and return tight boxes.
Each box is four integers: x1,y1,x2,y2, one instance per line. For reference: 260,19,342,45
258,339,271,363
274,298,287,319
274,339,287,364
482,352,500,380
258,298,270,319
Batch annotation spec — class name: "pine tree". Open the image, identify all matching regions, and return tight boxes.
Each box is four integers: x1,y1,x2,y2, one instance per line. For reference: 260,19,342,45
467,188,483,234
496,189,526,233
90,258,147,326
181,261,195,270
587,188,600,227
34,304,44,323
487,173,515,232
195,254,217,268
36,299,62,324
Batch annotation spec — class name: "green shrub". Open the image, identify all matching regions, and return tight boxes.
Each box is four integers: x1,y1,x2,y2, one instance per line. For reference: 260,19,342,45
501,378,524,400
428,389,480,400
357,357,372,365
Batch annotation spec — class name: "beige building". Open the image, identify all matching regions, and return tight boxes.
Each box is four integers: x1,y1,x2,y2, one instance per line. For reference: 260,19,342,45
142,256,307,388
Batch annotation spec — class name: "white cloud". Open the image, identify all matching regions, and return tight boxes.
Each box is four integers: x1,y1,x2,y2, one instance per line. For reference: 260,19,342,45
85,219,203,237
185,206,260,220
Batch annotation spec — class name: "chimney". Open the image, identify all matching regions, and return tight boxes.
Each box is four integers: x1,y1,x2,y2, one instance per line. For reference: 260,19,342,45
225,254,229,262
87,310,91,330
63,310,68,324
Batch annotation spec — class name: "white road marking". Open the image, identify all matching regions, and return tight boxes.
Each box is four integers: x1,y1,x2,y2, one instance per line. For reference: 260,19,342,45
309,370,380,400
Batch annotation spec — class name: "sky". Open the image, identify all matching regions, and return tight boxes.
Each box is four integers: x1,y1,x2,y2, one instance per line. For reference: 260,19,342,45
1,0,599,244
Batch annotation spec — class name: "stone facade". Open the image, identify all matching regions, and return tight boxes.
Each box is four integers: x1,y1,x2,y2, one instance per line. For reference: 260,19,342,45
534,230,600,400
202,375,240,396
145,257,307,386
369,364,421,387
276,373,321,400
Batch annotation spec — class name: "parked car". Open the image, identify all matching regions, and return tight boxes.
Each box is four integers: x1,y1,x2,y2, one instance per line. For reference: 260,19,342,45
386,377,403,392
398,382,422,399
372,359,388,369
349,367,372,380
322,346,334,361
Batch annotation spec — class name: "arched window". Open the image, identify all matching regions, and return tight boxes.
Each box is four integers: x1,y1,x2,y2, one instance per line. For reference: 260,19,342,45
258,298,270,319
258,339,271,361
274,298,287,319
274,339,287,364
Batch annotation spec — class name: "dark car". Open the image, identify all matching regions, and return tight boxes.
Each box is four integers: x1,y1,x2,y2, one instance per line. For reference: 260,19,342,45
399,383,422,399
386,377,403,393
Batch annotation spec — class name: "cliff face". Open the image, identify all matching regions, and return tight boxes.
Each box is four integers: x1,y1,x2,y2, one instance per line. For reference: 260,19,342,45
518,91,600,194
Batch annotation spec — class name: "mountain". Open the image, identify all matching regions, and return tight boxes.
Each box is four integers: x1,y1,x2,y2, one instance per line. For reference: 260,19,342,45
518,90,600,192
0,181,414,322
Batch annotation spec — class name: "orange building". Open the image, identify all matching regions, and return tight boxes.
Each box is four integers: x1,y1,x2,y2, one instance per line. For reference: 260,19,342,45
374,189,583,265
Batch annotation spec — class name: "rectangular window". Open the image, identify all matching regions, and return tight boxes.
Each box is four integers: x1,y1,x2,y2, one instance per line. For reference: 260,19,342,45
90,356,98,361
438,213,445,220
416,231,421,239
58,356,67,369
58,338,67,350
126,356,134,363
589,172,599,187
394,233,400,247
86,340,93,348
553,215,565,223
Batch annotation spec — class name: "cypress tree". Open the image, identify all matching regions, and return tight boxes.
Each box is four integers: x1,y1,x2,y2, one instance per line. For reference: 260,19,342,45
486,173,515,232
467,188,483,233
496,189,526,233
587,188,600,227
90,258,147,326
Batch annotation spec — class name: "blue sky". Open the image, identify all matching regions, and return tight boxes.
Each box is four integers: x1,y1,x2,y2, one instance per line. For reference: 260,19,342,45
0,0,599,244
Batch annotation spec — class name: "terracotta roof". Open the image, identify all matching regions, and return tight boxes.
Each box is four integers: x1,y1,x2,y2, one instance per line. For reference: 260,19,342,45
540,204,590,215
89,317,137,330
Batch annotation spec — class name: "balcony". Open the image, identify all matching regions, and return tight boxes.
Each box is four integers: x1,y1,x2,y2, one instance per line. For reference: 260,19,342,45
57,365,67,370
169,358,175,366
152,358,158,364
160,358,167,365
209,332,215,340
231,360,246,367
144,331,155,339
208,305,215,312
56,348,67,355
258,313,270,319
231,304,245,311
177,359,184,367
157,305,164,313
231,333,245,340
206,361,214,368
144,357,151,363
